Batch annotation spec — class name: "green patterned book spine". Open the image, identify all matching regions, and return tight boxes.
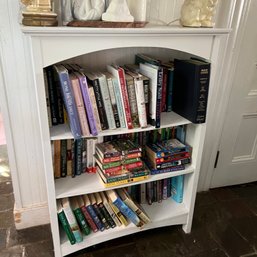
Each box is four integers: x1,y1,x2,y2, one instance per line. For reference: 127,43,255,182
74,208,91,235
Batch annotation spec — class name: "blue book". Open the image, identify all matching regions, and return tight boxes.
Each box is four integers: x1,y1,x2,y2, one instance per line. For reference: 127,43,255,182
54,65,82,139
171,175,184,203
83,194,105,232
106,190,143,227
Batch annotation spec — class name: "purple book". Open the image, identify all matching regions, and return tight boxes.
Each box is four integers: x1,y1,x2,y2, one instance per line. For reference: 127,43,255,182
54,65,82,139
75,72,98,136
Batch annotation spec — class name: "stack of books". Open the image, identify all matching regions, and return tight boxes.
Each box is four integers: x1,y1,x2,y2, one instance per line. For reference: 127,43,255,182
57,189,151,245
145,138,191,175
95,139,150,187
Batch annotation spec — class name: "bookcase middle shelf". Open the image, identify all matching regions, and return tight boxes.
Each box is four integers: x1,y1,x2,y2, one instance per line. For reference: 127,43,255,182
55,164,194,199
50,112,191,140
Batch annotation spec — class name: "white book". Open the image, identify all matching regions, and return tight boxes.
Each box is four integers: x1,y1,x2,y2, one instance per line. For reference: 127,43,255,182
139,63,158,126
107,65,127,128
95,72,116,130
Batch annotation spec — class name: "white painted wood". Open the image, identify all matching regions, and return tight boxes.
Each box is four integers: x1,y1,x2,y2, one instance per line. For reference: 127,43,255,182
55,165,195,199
210,0,257,187
50,112,191,140
23,24,229,256
0,0,49,229
13,202,50,230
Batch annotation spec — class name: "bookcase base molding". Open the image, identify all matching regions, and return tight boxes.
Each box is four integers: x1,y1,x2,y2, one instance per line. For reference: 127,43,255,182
22,26,229,257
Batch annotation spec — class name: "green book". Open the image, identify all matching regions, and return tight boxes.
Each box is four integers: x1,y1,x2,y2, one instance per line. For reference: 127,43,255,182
70,197,91,236
57,200,76,245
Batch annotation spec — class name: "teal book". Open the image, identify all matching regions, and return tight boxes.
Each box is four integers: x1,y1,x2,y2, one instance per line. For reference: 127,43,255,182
171,175,184,203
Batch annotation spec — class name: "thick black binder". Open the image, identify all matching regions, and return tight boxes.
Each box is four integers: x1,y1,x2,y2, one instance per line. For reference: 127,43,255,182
172,59,211,123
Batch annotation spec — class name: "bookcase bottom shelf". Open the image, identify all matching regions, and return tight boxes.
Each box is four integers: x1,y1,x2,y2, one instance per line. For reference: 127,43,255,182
60,200,188,256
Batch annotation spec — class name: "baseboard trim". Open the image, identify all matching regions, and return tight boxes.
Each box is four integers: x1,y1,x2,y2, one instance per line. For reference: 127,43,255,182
14,202,50,230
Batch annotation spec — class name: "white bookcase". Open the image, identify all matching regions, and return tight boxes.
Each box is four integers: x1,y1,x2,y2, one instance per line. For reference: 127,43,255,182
22,24,230,257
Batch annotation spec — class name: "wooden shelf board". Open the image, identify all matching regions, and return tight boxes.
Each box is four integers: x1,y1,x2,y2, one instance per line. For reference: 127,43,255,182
60,199,188,256
55,165,194,199
50,112,192,140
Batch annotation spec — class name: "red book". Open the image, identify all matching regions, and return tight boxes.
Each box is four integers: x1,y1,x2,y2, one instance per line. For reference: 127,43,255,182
76,196,98,233
118,67,133,129
124,161,143,170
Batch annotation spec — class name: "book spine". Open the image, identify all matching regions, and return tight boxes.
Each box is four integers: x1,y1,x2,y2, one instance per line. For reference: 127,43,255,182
73,208,91,235
103,202,121,227
88,87,102,132
80,206,98,233
166,67,174,112
81,139,87,173
86,205,105,231
162,178,168,200
118,68,133,129
106,77,121,128
46,67,59,125
161,67,168,112
126,76,140,128
146,182,153,205
108,201,128,226
149,164,185,175
157,180,162,203
75,139,83,175
101,175,149,188
63,203,83,243
91,78,109,130
92,203,109,229
142,77,150,121
140,183,147,204
155,68,163,128
43,69,52,127
124,161,143,170
111,77,126,128
98,203,116,228
195,64,210,123
113,197,142,227
171,175,184,203
57,210,76,245
103,165,123,174
70,77,90,136
60,140,67,177
134,78,147,128
56,68,82,139
98,76,116,129
71,140,76,177
53,140,61,179
66,139,72,177
78,76,98,136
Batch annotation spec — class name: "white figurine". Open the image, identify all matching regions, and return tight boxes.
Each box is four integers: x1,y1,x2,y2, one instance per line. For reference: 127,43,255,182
62,0,105,25
180,0,218,27
102,0,134,22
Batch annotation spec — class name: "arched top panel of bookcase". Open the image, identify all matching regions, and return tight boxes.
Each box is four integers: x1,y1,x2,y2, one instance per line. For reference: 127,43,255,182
27,29,222,68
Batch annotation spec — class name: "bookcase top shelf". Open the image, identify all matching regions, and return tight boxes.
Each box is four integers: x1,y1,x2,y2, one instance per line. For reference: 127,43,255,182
21,24,231,36
55,164,194,199
60,199,188,256
50,112,192,140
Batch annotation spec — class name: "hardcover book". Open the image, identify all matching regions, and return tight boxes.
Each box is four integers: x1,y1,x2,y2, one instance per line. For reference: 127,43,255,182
76,196,98,233
173,59,211,123
171,175,184,203
57,200,76,245
54,65,82,139
61,198,83,243
69,197,91,236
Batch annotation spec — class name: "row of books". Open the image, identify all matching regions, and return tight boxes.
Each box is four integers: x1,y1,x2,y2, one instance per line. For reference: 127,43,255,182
128,176,184,205
44,54,175,138
95,139,150,187
52,138,97,178
52,126,189,179
57,188,151,245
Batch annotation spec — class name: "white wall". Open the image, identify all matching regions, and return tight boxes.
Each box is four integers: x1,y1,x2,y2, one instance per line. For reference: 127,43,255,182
0,0,238,229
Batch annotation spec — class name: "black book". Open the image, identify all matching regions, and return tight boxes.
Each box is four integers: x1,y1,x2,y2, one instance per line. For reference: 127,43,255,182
172,59,211,123
85,72,109,130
